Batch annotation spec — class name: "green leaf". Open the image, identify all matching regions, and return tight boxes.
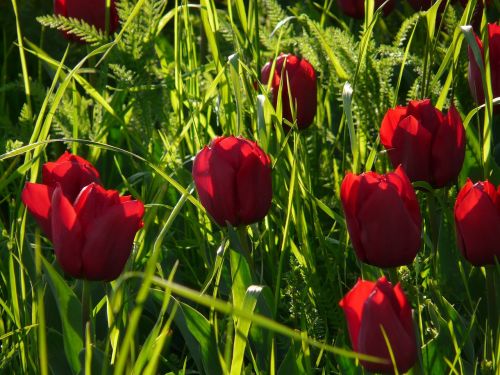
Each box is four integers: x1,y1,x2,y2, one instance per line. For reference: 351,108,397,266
42,258,83,373
169,298,222,375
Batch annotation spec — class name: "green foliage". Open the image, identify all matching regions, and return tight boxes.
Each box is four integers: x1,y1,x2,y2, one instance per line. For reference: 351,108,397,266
0,0,499,374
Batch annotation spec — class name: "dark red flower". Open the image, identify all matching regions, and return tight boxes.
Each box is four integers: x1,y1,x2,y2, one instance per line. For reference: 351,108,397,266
454,179,500,266
21,153,144,281
337,0,396,19
339,277,417,374
21,151,100,240
261,54,317,130
340,166,422,267
192,136,272,227
467,23,500,110
380,99,465,188
54,0,119,41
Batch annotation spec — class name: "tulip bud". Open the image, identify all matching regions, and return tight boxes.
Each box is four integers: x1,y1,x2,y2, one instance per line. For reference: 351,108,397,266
21,152,100,240
340,166,422,267
467,23,500,111
54,0,119,41
192,136,272,227
380,99,465,188
339,277,418,374
454,179,500,266
260,54,317,130
337,0,396,19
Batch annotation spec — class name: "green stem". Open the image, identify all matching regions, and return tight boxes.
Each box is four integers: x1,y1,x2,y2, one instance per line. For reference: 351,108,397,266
81,280,91,340
485,266,498,361
237,226,253,270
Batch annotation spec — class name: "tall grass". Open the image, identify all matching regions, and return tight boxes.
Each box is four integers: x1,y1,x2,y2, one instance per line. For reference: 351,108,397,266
0,0,499,374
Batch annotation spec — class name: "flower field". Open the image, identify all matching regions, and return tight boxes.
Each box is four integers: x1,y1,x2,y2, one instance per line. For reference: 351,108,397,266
0,0,499,374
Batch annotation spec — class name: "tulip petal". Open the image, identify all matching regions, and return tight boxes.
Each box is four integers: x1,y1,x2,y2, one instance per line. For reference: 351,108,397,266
81,200,144,281
339,279,376,351
21,183,54,240
387,115,433,183
73,183,120,232
380,106,408,145
341,174,368,262
193,146,238,226
236,151,272,225
431,106,465,187
42,152,100,202
454,186,500,265
289,58,317,129
358,288,417,373
388,166,422,228
357,181,421,267
51,185,84,278
393,283,415,336
406,99,442,135
489,24,500,101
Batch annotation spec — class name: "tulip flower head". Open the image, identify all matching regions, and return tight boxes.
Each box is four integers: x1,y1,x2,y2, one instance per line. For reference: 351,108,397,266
22,152,144,281
261,54,317,130
54,0,119,41
454,179,500,266
340,166,422,267
339,277,417,374
380,99,465,188
467,23,500,110
192,136,272,227
337,0,396,19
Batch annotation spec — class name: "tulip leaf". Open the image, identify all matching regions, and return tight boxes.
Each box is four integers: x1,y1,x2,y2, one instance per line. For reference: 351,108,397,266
230,285,263,375
168,297,222,375
42,257,83,374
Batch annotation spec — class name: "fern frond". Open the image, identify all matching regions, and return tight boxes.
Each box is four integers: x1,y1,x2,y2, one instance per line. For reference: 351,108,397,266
37,14,110,45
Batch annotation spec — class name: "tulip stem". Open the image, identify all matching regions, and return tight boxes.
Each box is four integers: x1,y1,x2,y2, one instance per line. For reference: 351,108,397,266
81,280,91,341
237,226,253,270
485,266,498,360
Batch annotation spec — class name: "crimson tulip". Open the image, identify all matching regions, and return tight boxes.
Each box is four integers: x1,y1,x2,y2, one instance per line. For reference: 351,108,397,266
192,136,272,227
21,151,100,240
54,0,119,40
261,54,317,130
380,99,465,188
467,23,500,110
339,277,417,373
340,166,422,267
454,179,500,266
337,0,396,19
22,153,144,281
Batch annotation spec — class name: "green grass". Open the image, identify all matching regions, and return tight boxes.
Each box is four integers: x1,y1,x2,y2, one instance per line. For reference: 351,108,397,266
0,0,499,374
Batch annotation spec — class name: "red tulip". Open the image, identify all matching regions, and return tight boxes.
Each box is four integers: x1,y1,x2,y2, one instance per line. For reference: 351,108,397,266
467,23,500,110
54,0,119,41
21,152,100,240
380,99,465,188
339,277,417,374
48,182,144,280
454,179,500,266
21,153,144,281
337,0,396,19
192,136,272,227
340,166,422,267
261,54,317,130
